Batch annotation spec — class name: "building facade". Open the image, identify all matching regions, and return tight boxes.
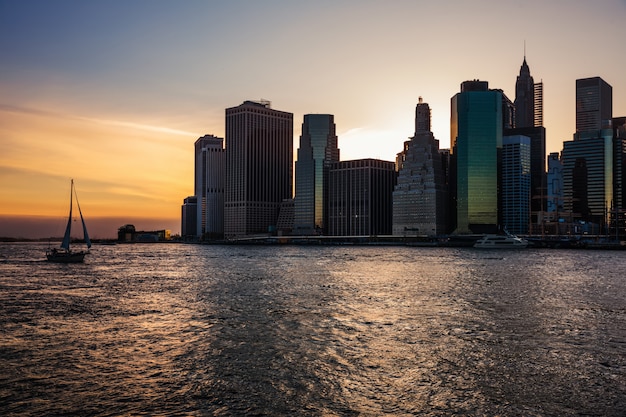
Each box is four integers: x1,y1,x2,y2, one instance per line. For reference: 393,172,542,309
501,135,531,234
393,98,448,236
327,159,396,236
294,114,339,235
576,77,613,132
181,196,198,240
546,152,564,216
451,80,502,234
194,134,225,239
561,130,613,226
224,100,293,238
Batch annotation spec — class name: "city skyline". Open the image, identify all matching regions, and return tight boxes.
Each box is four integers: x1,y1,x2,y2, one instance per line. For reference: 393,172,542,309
2,1,626,238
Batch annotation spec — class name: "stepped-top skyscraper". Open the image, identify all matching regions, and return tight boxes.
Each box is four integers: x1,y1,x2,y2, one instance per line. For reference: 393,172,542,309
561,77,614,227
393,98,448,236
294,114,339,235
507,56,546,231
224,100,293,238
514,57,535,128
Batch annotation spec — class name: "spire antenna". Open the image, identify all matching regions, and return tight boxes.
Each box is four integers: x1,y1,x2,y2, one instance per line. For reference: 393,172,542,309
524,40,526,59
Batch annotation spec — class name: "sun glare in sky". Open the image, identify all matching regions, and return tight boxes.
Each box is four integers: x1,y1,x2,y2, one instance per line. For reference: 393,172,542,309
1,0,625,238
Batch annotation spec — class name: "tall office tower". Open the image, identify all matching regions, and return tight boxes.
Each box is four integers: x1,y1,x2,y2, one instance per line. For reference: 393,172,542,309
501,135,531,234
450,80,502,234
612,117,626,235
509,57,546,227
561,130,613,226
181,196,198,240
576,77,613,132
194,134,225,239
327,159,396,236
224,100,293,238
294,114,339,235
560,77,614,229
393,98,448,236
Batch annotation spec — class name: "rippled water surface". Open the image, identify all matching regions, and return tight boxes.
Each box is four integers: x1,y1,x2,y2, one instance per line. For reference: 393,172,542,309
1,242,625,416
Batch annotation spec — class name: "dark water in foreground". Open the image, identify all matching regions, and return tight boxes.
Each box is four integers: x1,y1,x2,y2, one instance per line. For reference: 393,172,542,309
0,243,625,416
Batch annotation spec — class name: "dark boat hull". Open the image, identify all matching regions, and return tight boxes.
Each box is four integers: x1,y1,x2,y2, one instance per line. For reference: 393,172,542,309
46,251,86,263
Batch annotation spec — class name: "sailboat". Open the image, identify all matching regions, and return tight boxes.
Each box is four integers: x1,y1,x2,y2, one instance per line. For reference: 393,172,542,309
46,179,92,263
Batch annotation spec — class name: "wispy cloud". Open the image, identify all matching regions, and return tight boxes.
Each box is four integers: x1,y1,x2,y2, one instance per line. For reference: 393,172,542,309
0,103,199,138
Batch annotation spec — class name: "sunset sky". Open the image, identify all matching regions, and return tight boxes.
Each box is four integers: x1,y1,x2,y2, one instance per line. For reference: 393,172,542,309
1,0,625,238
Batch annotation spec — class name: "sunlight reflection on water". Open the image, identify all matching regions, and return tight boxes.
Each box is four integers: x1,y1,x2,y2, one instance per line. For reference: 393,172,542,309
1,243,625,416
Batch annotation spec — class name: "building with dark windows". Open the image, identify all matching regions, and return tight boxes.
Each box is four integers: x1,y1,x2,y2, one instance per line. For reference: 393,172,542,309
576,77,613,132
450,80,502,234
393,98,448,236
181,196,198,240
224,100,293,238
561,130,613,227
560,77,614,231
501,135,531,234
194,134,225,239
507,56,546,232
546,152,564,224
294,114,339,235
327,159,396,236
613,117,626,236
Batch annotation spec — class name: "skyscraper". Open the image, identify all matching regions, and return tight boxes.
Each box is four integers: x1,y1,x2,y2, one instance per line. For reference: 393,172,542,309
393,98,448,236
327,159,396,236
224,100,293,238
560,77,614,229
294,114,339,235
451,80,502,234
576,77,613,132
501,135,531,234
508,56,546,228
194,134,225,239
561,131,613,226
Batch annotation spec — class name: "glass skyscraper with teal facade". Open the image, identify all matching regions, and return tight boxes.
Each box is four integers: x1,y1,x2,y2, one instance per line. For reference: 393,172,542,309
451,80,502,234
294,114,339,235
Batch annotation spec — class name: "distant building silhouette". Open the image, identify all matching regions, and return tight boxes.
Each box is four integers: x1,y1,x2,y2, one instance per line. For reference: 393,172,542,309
224,100,293,238
451,80,502,234
181,196,198,239
501,135,531,234
327,159,396,236
294,114,339,235
393,98,448,236
194,134,225,239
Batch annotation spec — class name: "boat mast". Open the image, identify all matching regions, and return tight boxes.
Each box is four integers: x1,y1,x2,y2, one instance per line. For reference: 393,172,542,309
60,179,74,250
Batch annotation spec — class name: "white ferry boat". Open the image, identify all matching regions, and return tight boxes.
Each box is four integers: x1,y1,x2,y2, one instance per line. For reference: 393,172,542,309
473,234,529,249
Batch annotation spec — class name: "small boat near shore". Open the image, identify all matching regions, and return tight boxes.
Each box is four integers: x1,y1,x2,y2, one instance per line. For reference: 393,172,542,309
46,179,91,263
473,233,528,249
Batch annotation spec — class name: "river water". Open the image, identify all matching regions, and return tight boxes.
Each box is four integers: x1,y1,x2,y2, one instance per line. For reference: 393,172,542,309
0,242,625,416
